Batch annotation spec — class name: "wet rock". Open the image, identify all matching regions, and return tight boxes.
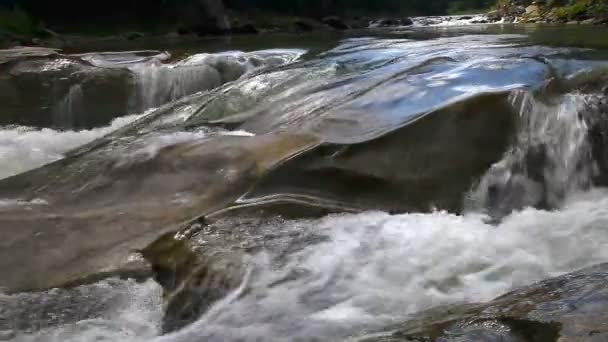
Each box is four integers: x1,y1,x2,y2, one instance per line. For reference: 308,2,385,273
231,23,259,35
376,18,402,27
0,133,320,294
321,16,349,30
0,278,159,334
401,17,414,26
525,5,541,17
358,263,608,341
581,18,595,25
144,213,331,332
123,31,145,40
293,19,315,32
459,16,474,20
240,93,517,214
179,0,231,36
0,52,134,129
142,230,245,332
0,46,59,65
487,10,502,22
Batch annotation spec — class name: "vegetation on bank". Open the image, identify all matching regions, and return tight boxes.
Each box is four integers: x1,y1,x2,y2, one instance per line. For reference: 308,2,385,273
0,0,494,35
551,0,608,20
2,0,608,47
0,7,35,35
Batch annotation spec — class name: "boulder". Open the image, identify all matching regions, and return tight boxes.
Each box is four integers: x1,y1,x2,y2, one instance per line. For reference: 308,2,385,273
293,19,315,32
231,23,259,34
376,18,401,27
581,18,596,25
525,4,541,17
122,31,144,40
401,17,414,26
321,16,349,30
178,0,231,36
486,10,502,22
358,263,608,341
0,51,134,129
0,132,321,294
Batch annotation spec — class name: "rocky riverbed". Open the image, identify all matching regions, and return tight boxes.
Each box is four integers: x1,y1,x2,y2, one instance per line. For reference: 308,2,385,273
3,24,608,342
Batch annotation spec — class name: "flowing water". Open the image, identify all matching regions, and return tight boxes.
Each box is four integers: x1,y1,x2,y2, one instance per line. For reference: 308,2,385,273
3,22,608,342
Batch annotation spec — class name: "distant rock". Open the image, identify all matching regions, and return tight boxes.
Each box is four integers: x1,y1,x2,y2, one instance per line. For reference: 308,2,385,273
293,19,315,32
525,4,541,17
123,31,145,40
0,46,60,65
486,10,502,22
581,18,596,25
321,16,349,30
401,17,414,26
376,18,401,27
231,23,259,35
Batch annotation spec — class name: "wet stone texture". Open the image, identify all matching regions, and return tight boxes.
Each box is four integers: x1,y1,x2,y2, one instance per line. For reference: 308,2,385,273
357,263,608,342
0,51,134,129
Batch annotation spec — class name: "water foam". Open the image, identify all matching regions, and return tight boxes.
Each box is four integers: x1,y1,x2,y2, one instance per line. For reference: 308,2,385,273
13,190,608,342
129,50,306,112
468,90,595,215
0,114,142,180
162,193,608,341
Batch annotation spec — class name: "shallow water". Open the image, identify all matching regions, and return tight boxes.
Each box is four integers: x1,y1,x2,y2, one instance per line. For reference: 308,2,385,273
3,22,608,342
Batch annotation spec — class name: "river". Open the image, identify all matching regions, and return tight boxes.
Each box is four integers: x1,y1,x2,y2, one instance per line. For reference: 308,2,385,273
2,21,608,342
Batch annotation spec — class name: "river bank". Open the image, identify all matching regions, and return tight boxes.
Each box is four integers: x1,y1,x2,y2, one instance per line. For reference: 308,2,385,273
491,0,608,24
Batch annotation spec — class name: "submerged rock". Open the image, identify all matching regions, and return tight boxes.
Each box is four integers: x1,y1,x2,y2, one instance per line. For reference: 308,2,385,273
357,263,608,341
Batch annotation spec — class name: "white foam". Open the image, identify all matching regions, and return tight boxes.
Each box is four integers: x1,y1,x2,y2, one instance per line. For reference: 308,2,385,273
159,190,608,341
0,114,142,180
9,279,163,342
130,49,306,111
10,190,608,341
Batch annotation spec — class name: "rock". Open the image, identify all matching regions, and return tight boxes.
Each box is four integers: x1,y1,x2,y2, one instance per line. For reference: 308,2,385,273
459,16,474,20
231,23,259,35
486,10,502,22
0,132,320,294
592,16,608,25
321,16,349,30
358,263,608,341
471,20,489,24
229,93,517,214
123,31,144,40
581,18,595,25
142,229,245,332
178,0,231,36
0,51,134,128
0,46,59,65
376,18,401,27
567,20,580,25
525,4,541,17
0,330,15,340
293,19,315,32
401,17,414,26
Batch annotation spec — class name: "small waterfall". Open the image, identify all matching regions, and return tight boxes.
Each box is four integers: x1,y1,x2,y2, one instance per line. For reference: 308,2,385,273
468,89,596,217
53,84,84,129
127,51,304,113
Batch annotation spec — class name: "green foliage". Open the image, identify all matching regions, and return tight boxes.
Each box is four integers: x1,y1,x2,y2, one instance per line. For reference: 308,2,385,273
0,6,35,35
550,0,608,19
